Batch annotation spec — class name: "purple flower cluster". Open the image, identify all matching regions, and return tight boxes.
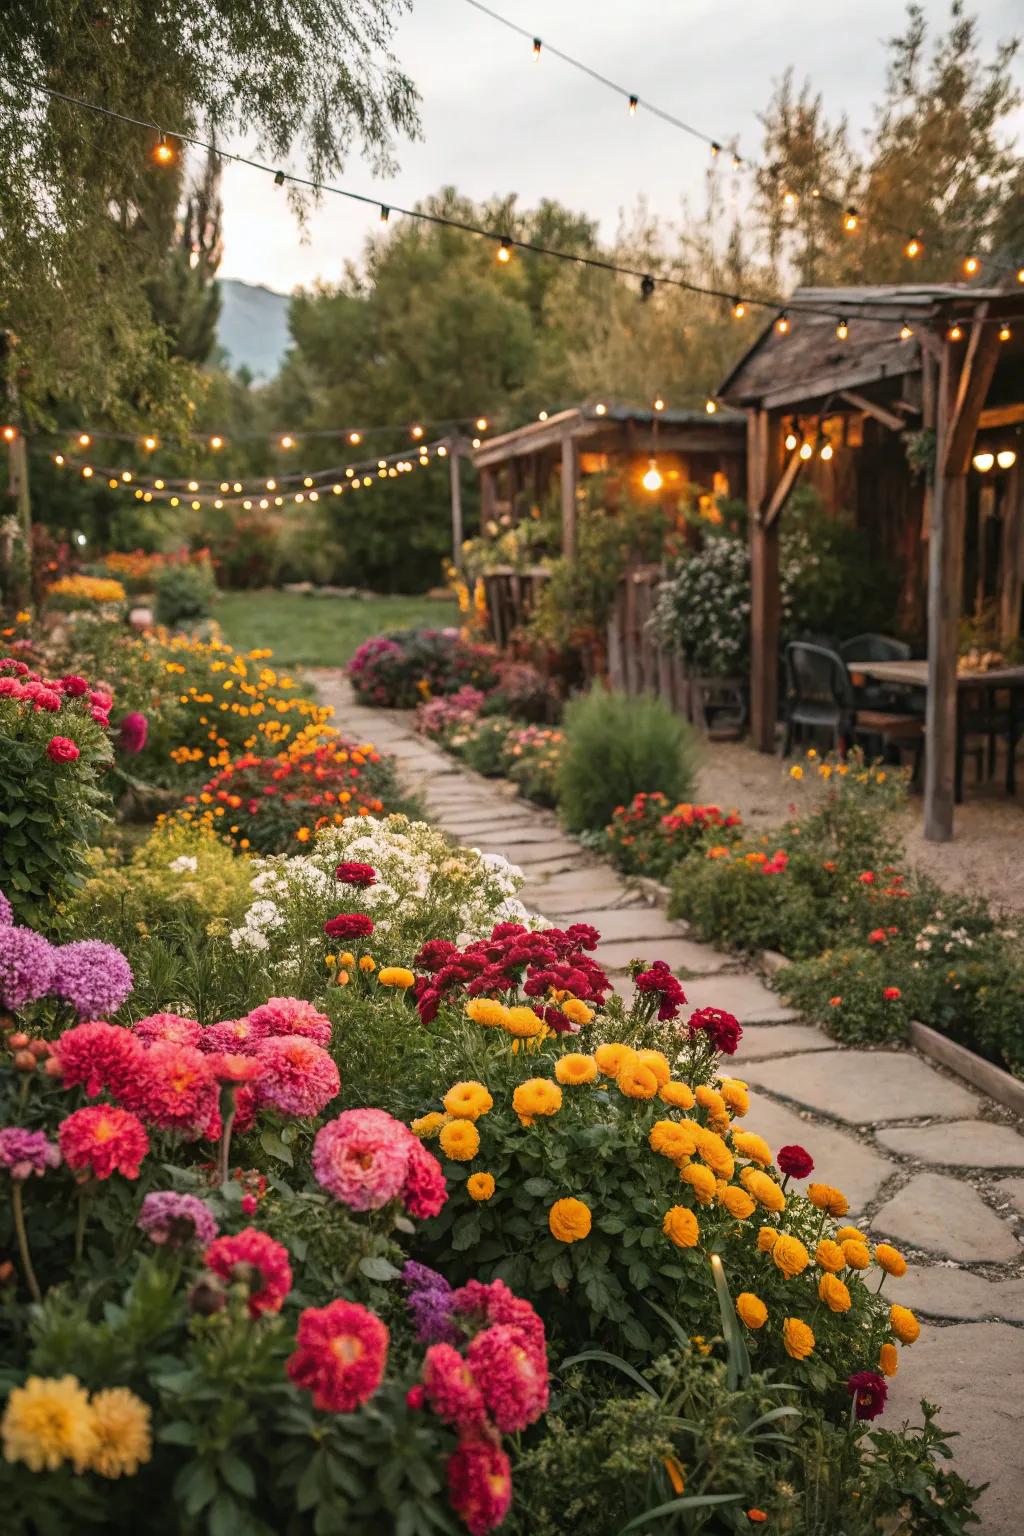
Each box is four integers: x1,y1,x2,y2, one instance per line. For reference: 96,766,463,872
0,888,12,927
0,1126,61,1180
403,1260,461,1345
51,940,134,1018
0,927,56,1010
137,1191,218,1248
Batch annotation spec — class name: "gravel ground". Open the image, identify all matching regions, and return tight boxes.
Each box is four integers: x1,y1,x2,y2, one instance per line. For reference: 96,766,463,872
695,741,1024,912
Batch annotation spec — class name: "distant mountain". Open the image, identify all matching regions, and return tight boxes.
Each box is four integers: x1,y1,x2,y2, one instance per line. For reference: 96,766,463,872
217,279,292,379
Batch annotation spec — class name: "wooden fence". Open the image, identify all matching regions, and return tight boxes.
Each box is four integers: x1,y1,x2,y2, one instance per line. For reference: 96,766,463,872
606,564,690,714
479,566,550,649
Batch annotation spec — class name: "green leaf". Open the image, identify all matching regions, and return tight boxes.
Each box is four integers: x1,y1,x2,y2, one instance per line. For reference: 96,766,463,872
219,1453,256,1498
560,1350,656,1397
358,1255,402,1282
260,1128,293,1166
522,1176,551,1196
175,1458,218,1515
619,1493,744,1532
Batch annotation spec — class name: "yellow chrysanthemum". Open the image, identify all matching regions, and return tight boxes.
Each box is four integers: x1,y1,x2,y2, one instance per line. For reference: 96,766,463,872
732,1131,772,1166
807,1182,849,1218
878,1342,899,1377
512,1078,563,1119
835,1225,864,1244
693,1127,734,1180
649,1119,698,1163
1,1375,97,1472
635,1049,671,1086
771,1234,810,1279
377,966,415,989
555,1053,598,1086
889,1304,921,1344
503,1006,545,1039
757,1226,779,1253
594,1043,637,1079
88,1388,152,1479
438,1119,480,1161
618,1063,659,1100
815,1238,846,1273
443,1081,494,1122
466,999,508,1028
741,1168,786,1213
561,999,594,1026
841,1239,872,1271
659,1080,696,1110
874,1243,908,1277
549,1197,591,1243
717,1078,750,1117
411,1111,448,1139
681,1163,717,1206
782,1317,815,1360
695,1084,728,1120
735,1292,767,1329
467,1172,496,1202
718,1184,756,1220
817,1274,851,1313
662,1205,700,1249
359,955,376,973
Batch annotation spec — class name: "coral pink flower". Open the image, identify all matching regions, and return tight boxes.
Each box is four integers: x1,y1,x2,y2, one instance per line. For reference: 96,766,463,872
199,1018,267,1054
133,1041,218,1135
245,997,332,1048
883,986,902,1001
132,1013,203,1048
452,1280,547,1371
59,1106,149,1180
312,1109,412,1210
51,1020,143,1099
254,1036,339,1118
422,1343,487,1431
447,1436,513,1535
466,1324,550,1432
118,712,148,754
206,1052,264,1085
287,1299,389,1411
46,735,79,763
402,1140,448,1219
203,1227,292,1316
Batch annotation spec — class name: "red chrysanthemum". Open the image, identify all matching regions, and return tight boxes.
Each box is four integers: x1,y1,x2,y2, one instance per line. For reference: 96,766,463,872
422,1343,487,1432
323,912,374,940
245,997,332,1048
402,1139,448,1219
447,1436,513,1536
847,1370,888,1421
686,1005,743,1055
335,862,377,888
776,1144,814,1179
287,1299,389,1411
204,1227,292,1316
46,735,79,763
452,1279,546,1369
132,1012,203,1048
466,1324,549,1433
59,1105,149,1181
51,1021,143,1100
254,1035,340,1118
133,1041,218,1135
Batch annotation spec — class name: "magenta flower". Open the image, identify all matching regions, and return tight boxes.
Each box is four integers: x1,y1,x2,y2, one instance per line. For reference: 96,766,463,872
847,1370,888,1420
0,889,12,927
0,1127,61,1181
118,711,148,754
51,940,133,1018
0,926,56,1010
312,1109,414,1210
138,1191,218,1248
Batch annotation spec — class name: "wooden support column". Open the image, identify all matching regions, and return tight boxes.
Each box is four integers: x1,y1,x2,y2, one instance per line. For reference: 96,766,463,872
560,431,579,561
748,409,785,752
479,466,496,533
1000,458,1023,648
448,438,465,568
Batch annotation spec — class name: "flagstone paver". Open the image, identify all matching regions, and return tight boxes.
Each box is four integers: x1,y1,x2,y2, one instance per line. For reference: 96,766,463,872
312,671,1024,1536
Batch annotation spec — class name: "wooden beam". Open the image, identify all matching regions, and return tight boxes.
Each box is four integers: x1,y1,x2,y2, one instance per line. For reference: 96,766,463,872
943,306,1001,477
979,403,1024,430
1000,459,1023,649
839,390,907,433
924,345,962,843
748,409,783,752
479,466,496,532
560,432,579,561
763,449,803,529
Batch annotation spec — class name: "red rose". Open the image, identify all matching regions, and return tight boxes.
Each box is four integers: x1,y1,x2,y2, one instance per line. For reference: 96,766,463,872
883,986,902,1001
323,913,375,940
776,1144,814,1179
858,871,875,885
335,862,377,887
46,735,80,764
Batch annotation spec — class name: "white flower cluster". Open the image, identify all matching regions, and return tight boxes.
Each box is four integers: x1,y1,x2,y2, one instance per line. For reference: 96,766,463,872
229,896,287,953
168,855,199,875
914,922,975,955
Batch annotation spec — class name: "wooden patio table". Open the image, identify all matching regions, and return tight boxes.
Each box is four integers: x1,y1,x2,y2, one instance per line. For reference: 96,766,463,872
852,659,1024,799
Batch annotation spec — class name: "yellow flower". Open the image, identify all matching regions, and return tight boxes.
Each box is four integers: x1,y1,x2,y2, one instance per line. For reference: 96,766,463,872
741,1168,786,1213
555,1053,598,1085
1,1375,97,1472
439,1119,480,1161
817,1274,851,1313
512,1078,563,1119
466,998,508,1028
874,1243,908,1277
681,1164,717,1205
549,1197,591,1243
359,955,376,973
771,1234,810,1278
659,1080,696,1110
815,1238,846,1273
467,1172,496,1202
718,1184,756,1220
324,953,337,967
87,1388,152,1478
782,1317,815,1359
662,1205,700,1249
663,1456,686,1495
443,1081,494,1121
835,1225,863,1244
807,1182,849,1218
757,1226,779,1253
889,1304,921,1344
841,1239,871,1270
635,1049,670,1086
717,1078,750,1117
295,826,312,843
503,1005,545,1039
732,1131,771,1166
693,1127,734,1180
562,999,594,1026
411,1112,447,1139
618,1063,659,1100
649,1119,698,1162
736,1292,768,1330
695,1084,727,1120
878,1342,899,1376
594,1042,637,1078
378,966,415,989
340,951,356,967
790,765,804,781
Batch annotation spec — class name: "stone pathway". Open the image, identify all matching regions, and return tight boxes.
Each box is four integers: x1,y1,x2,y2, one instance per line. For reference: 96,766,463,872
317,672,1024,1532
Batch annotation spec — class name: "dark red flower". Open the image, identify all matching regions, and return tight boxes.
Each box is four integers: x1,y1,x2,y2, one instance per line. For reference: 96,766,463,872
335,862,377,887
687,1005,742,1055
60,674,89,697
847,1370,887,1420
776,1144,814,1179
323,912,374,940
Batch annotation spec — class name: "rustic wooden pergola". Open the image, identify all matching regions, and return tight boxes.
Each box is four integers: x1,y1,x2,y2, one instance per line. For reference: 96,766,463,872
718,283,1024,843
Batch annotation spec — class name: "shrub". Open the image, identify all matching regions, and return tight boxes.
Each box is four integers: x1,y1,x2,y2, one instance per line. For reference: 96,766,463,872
779,946,914,1044
481,660,559,723
152,558,216,629
606,792,743,881
415,687,486,740
505,725,564,808
558,687,699,834
446,716,516,778
348,629,498,709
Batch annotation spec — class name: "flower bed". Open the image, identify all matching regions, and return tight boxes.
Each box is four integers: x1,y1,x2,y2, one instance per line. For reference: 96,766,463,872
605,792,743,881
348,629,498,709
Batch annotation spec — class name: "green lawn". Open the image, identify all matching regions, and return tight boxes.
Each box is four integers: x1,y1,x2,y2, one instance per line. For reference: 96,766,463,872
214,589,459,669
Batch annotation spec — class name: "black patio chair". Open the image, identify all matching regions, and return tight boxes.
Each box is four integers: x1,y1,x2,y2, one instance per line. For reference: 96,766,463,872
781,642,856,755
839,634,913,712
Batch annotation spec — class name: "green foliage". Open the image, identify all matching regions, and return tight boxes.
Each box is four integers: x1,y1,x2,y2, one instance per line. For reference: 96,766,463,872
780,947,914,1045
153,559,216,630
558,687,699,835
214,591,460,670
605,793,744,882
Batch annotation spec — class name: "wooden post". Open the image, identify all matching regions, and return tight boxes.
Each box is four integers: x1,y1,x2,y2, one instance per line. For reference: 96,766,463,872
479,466,496,533
448,438,464,568
1000,458,1023,648
560,431,578,561
748,409,783,752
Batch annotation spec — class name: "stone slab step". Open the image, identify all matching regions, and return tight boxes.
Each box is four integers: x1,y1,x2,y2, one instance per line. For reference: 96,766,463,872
742,1049,980,1125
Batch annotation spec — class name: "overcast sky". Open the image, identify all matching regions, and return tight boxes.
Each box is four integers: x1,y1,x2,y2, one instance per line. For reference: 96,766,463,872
216,0,1024,294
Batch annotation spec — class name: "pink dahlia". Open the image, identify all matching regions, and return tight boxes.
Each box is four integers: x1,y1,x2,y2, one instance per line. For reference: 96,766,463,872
466,1324,549,1433
138,1191,218,1248
335,862,377,888
287,1299,389,1411
204,1227,292,1317
402,1139,448,1220
199,1017,267,1054
422,1343,487,1432
323,912,374,940
245,997,332,1048
452,1279,547,1370
132,1012,202,1048
60,674,89,697
59,1105,149,1180
312,1109,413,1210
133,1040,218,1135
447,1436,513,1536
0,1126,60,1180
254,1035,340,1118
50,1020,143,1099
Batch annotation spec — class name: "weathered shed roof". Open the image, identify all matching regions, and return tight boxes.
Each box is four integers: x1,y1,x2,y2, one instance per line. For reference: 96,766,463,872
472,403,745,469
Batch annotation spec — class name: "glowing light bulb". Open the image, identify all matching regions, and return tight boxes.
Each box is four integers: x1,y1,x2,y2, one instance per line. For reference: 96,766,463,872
972,452,994,472
962,255,979,277
380,205,390,223
153,134,175,166
798,442,813,461
303,476,314,488
627,94,638,116
78,433,91,447
642,458,663,492
134,488,143,499
191,500,201,511
210,434,223,450
842,207,859,233
143,492,152,503
155,479,165,490
363,476,372,486
309,490,319,501
732,298,746,319
904,235,922,259
214,498,223,509
108,478,118,489
279,434,295,450
538,410,548,421
594,402,607,416
820,442,834,461
497,238,511,263
437,445,448,457
187,480,199,492
471,438,481,449
775,313,790,334
835,319,849,340
54,453,65,466
411,424,424,439
2,424,17,443
900,322,913,341
653,397,665,412
143,435,158,451
782,189,797,208
475,417,488,431
705,400,717,415
266,478,276,490
997,450,1017,469
1018,267,1024,284
333,483,343,494
948,324,963,342
785,431,798,451
532,37,541,60
169,495,179,506
294,493,304,504
259,498,269,510
232,482,242,493
82,465,93,478
349,431,362,445
999,324,1011,343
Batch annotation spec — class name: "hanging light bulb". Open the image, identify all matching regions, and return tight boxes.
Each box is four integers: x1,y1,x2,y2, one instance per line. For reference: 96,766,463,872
471,437,481,449
820,441,834,461
108,478,118,489
191,500,201,511
962,255,980,277
972,452,994,472
155,479,165,490
653,397,665,412
782,189,797,208
333,483,343,494
732,152,743,170
842,207,859,233
437,444,448,457
121,470,132,483
379,205,390,224
209,434,224,450
294,493,304,504
627,94,638,116
900,321,914,341
411,424,424,439
187,480,199,492
475,417,488,432
775,312,790,335
232,482,242,493
78,432,91,447
710,141,721,158
594,402,607,416
538,410,548,421
997,450,1017,469
345,467,355,478
266,478,277,490
532,36,541,60
214,498,224,509
308,490,319,501
640,274,656,302
835,318,849,340
705,399,717,415
798,442,813,461
143,491,152,503
153,133,175,166
785,430,798,451
947,323,963,342
142,435,158,451
303,476,314,488
999,324,1011,343
363,476,372,486
732,297,746,319
169,495,179,507
904,234,923,259
642,458,663,492
279,434,295,450
80,465,93,478
2,424,17,443
497,237,512,264
54,453,65,466
1018,267,1024,284
274,170,285,187
349,431,362,445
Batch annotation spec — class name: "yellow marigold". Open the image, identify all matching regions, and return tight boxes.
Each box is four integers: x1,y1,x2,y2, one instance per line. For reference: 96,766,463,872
771,1234,810,1279
732,1131,772,1166
659,1080,696,1110
757,1226,779,1253
815,1238,846,1273
512,1078,563,1119
438,1119,480,1161
878,1342,899,1377
693,1128,734,1180
443,1081,494,1121
466,998,508,1028
594,1042,637,1078
681,1163,718,1205
662,1205,700,1249
340,952,356,968
889,1304,921,1345
718,1078,750,1117
549,1197,592,1243
359,955,376,973
841,1239,872,1270
874,1243,908,1277
807,1182,849,1218
783,1317,815,1359
467,1172,496,1202
618,1063,659,1100
1,1375,97,1472
718,1184,756,1220
736,1292,768,1329
503,1005,545,1039
87,1388,152,1479
377,966,415,989
649,1119,699,1162
555,1053,598,1085
742,1168,786,1213
695,1084,727,1119
635,1049,671,1087
411,1112,448,1139
562,998,594,1026
818,1274,852,1313
835,1225,864,1244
